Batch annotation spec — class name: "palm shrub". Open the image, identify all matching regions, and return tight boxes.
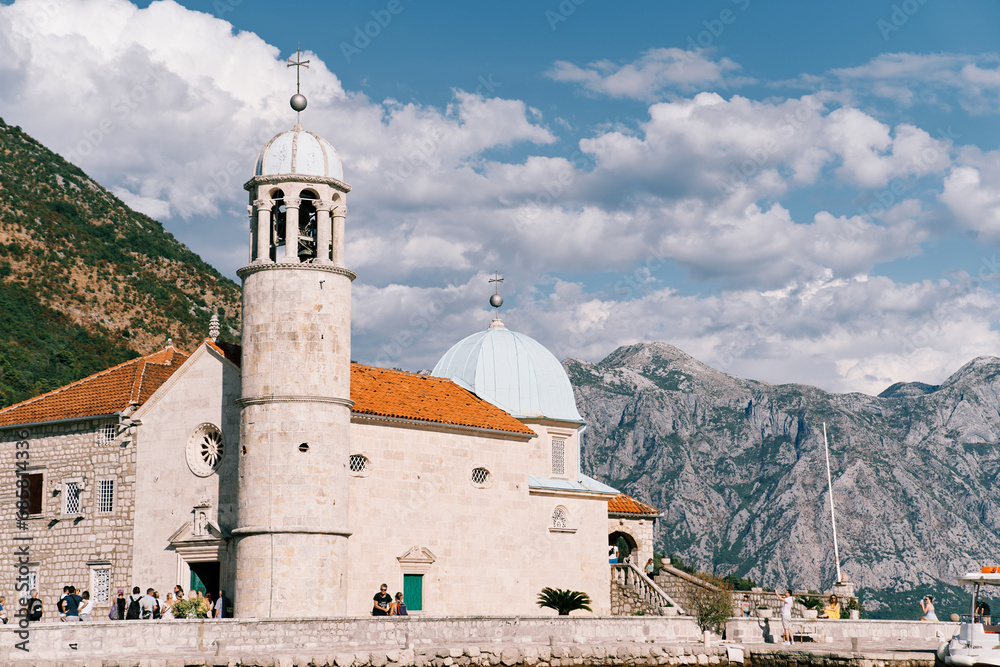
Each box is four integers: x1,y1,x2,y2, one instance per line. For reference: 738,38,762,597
537,588,592,615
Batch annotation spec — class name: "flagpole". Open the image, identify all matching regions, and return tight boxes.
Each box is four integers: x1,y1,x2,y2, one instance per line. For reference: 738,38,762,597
823,422,842,583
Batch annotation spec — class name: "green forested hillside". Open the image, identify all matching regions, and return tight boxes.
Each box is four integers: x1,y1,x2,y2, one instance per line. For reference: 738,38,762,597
0,118,242,408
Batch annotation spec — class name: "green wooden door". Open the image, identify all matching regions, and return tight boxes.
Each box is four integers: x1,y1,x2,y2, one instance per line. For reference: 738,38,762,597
403,574,423,611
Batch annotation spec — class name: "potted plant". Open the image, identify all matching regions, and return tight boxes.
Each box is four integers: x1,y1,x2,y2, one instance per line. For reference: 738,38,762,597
845,597,860,619
797,594,823,619
756,604,772,618
662,602,678,616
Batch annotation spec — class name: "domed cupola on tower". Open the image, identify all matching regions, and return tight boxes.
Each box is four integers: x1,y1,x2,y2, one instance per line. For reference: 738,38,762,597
254,126,344,181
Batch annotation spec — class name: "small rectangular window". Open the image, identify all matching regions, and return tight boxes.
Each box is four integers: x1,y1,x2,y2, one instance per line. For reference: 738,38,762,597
64,482,81,514
96,423,116,446
91,567,111,603
26,567,38,593
19,473,43,515
551,439,566,476
97,479,114,513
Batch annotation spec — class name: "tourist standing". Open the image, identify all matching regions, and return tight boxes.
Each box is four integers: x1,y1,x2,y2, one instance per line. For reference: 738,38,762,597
62,586,83,622
741,595,752,617
921,595,938,621
57,585,69,620
372,584,392,616
26,590,43,622
126,587,143,619
79,591,94,621
115,589,126,620
645,558,655,579
161,593,175,619
0,596,7,624
215,590,230,618
775,588,794,644
139,588,157,619
392,592,408,616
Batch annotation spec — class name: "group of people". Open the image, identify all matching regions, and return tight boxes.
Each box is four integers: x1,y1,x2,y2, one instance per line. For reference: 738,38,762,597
109,585,231,620
736,590,845,645
372,584,408,616
15,584,233,622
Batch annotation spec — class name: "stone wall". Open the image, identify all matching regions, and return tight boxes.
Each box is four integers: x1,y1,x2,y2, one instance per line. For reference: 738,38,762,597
0,615,704,663
611,574,659,616
0,419,136,620
653,566,715,614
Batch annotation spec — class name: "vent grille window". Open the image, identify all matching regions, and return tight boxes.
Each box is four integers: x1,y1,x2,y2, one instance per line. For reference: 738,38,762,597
552,507,568,529
97,423,116,446
551,439,566,476
471,467,491,487
92,568,110,603
349,454,369,474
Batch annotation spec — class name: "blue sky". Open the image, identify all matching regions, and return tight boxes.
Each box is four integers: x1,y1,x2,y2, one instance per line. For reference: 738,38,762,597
2,0,1000,394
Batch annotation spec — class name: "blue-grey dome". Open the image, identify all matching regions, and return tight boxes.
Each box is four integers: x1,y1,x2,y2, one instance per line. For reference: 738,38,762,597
432,320,584,423
254,125,344,181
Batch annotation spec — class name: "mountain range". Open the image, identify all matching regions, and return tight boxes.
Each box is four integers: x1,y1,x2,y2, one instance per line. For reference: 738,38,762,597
568,342,1000,616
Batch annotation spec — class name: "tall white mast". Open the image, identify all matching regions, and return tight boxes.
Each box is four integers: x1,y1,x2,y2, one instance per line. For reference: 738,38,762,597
823,422,843,583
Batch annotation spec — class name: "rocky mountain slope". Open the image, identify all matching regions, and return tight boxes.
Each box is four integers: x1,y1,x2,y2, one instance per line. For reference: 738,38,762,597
0,118,241,407
570,342,1000,614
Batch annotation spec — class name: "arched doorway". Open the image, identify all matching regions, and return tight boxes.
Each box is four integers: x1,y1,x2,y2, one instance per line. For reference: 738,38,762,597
609,531,637,564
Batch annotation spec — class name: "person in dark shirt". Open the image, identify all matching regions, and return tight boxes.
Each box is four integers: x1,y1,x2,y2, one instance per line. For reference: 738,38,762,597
62,585,83,622
26,590,43,622
372,584,392,616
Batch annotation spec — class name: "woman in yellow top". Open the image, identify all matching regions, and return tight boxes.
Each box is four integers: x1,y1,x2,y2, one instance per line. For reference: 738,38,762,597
820,594,841,619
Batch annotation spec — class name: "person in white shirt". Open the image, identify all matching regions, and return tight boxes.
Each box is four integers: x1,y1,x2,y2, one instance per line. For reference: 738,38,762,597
78,591,94,621
774,588,795,644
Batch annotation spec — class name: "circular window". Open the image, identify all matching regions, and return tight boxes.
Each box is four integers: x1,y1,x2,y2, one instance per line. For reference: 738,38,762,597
349,454,371,477
186,424,225,477
471,466,492,488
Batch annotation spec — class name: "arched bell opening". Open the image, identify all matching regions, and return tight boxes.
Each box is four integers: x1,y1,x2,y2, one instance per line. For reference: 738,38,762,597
269,189,286,262
298,189,319,262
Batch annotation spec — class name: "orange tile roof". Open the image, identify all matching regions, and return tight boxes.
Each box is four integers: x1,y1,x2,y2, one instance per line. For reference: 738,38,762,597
350,363,535,436
0,347,189,427
608,493,660,516
0,345,535,437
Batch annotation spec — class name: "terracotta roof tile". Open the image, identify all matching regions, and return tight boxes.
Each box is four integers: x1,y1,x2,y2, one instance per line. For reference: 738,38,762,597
350,363,535,436
0,345,535,437
0,347,189,428
608,493,660,516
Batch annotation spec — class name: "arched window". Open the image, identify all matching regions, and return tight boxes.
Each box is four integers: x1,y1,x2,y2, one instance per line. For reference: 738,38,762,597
298,190,318,262
552,506,568,529
269,189,286,262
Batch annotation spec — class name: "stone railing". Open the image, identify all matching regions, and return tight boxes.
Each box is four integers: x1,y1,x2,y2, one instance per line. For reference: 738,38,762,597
613,563,684,615
727,616,958,644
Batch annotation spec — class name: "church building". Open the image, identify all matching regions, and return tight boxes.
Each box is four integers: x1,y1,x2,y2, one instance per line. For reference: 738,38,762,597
0,88,657,618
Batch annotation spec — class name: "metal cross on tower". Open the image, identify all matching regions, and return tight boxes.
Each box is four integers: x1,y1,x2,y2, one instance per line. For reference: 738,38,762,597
287,46,310,121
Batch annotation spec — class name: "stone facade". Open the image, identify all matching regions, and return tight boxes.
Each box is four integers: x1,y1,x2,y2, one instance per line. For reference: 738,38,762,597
347,417,610,616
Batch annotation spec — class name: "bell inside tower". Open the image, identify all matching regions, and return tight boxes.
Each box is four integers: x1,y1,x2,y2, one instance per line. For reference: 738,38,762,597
298,190,318,262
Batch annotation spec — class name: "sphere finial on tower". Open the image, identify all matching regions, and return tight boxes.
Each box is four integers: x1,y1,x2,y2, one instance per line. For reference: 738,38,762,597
287,45,310,120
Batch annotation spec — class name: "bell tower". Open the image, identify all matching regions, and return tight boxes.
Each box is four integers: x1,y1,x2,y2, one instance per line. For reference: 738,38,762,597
233,50,353,617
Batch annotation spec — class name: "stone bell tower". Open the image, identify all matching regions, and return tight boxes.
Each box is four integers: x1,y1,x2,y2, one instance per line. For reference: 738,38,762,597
233,58,353,617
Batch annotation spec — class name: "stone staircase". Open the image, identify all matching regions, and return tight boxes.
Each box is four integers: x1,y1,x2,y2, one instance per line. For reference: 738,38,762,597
610,563,684,616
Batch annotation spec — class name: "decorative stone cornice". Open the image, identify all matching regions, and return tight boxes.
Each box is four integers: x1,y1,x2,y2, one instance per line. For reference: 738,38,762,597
237,262,356,281
236,395,356,408
244,173,352,193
